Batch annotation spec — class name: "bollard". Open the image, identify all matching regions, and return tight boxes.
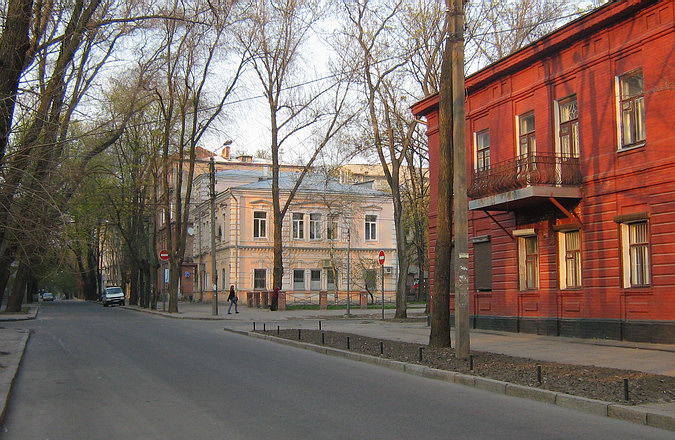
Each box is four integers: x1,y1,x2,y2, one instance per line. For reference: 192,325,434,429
380,341,384,355
263,323,266,332
321,332,325,345
623,378,629,401
277,325,280,335
298,329,301,340
253,322,256,331
427,315,431,327
469,354,474,371
347,336,350,350
418,346,423,362
319,321,322,331
536,365,542,384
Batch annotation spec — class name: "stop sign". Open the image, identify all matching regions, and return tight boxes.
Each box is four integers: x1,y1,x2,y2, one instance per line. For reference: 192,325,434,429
378,250,385,265
159,250,169,261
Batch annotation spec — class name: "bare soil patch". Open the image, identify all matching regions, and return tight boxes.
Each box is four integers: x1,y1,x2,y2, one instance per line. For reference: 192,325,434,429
257,329,675,405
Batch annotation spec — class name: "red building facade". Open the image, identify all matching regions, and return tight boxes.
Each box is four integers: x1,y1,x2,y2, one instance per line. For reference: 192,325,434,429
413,0,674,343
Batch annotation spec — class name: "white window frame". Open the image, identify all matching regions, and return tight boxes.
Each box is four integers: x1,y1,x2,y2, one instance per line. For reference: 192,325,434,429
253,269,266,290
615,69,646,150
554,95,580,158
310,269,321,291
326,268,338,291
621,220,651,288
516,111,536,157
517,233,539,291
292,213,304,240
293,269,306,291
365,214,377,241
309,213,322,240
327,215,339,240
474,129,490,171
558,229,582,290
253,211,267,239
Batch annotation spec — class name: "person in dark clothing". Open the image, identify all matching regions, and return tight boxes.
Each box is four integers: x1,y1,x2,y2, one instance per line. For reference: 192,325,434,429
227,285,239,314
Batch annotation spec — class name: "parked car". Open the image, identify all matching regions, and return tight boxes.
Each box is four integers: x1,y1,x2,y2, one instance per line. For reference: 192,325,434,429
42,292,55,301
102,287,125,307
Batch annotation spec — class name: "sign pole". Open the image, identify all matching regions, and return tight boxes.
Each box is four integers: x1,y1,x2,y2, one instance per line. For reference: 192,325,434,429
381,264,385,320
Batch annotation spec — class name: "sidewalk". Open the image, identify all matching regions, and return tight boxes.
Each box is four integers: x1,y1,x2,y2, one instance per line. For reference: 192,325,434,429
0,303,39,321
126,302,675,377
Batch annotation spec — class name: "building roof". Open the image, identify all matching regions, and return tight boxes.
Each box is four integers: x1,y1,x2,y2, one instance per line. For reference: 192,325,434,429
232,172,390,197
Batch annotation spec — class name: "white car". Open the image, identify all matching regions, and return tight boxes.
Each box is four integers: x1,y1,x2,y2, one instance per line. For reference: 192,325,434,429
102,287,125,307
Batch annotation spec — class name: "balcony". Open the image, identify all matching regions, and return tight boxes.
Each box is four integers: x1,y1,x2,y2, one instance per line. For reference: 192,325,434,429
468,153,582,211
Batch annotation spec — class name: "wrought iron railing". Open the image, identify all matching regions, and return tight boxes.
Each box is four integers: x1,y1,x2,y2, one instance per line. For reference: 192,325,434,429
467,153,582,199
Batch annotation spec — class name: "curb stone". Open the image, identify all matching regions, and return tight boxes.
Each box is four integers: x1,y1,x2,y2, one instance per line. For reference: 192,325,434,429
0,305,38,322
120,305,228,320
0,330,30,425
225,328,675,432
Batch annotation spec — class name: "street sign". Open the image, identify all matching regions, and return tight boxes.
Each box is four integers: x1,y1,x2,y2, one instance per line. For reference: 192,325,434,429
159,250,169,261
378,250,385,265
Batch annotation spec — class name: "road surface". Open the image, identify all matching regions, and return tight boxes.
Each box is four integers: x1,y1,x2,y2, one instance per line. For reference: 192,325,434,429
1,301,671,439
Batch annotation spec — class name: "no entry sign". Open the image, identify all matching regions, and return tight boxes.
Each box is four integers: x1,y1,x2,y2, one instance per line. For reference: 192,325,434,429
378,250,385,265
159,250,169,261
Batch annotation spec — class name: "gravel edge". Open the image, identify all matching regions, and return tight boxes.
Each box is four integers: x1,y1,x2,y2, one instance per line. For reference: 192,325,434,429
226,328,675,432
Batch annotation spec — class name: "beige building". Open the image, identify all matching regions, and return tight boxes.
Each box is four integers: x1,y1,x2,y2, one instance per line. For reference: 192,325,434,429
191,171,398,304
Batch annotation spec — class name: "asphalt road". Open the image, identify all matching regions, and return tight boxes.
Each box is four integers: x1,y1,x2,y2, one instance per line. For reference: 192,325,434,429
1,301,671,440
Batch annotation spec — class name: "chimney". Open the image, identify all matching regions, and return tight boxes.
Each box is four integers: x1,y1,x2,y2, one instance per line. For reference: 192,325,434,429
222,146,231,160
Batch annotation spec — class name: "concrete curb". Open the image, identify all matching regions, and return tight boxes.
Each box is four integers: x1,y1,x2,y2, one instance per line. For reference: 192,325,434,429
226,328,675,432
0,330,30,425
120,305,228,320
0,305,38,322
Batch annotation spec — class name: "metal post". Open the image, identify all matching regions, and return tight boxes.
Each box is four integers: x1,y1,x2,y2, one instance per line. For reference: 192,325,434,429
451,0,470,359
209,157,218,316
381,264,385,320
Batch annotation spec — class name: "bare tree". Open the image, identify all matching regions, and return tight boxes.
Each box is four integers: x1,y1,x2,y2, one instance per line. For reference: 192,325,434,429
237,0,354,292
153,0,246,313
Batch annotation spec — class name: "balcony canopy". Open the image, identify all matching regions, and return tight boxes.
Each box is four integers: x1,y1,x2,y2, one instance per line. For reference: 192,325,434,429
468,153,582,211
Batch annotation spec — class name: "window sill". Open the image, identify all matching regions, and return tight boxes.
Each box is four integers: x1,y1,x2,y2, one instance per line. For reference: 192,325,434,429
617,143,646,155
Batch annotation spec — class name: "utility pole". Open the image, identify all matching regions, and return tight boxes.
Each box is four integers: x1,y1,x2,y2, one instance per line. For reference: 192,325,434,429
451,0,470,358
209,157,218,316
346,226,351,316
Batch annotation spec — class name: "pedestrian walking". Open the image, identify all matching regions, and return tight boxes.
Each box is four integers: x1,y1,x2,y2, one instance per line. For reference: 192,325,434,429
227,285,239,314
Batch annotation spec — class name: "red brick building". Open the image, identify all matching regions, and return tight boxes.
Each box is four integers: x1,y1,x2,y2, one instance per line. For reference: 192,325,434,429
412,0,674,343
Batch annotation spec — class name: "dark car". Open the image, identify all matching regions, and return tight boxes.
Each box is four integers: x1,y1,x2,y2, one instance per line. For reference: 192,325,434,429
102,287,125,307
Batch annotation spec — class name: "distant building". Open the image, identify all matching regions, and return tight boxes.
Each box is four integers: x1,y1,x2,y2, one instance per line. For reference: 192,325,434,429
413,0,675,343
191,171,398,303
156,145,303,299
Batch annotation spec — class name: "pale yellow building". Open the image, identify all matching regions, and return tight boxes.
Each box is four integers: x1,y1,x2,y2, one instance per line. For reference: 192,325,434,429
191,172,398,304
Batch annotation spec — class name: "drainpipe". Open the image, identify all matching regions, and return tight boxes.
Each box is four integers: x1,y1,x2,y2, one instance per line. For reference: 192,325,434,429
231,191,240,292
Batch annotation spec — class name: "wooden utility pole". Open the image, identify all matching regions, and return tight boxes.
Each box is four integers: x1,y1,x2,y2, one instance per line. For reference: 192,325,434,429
209,157,218,316
451,0,470,358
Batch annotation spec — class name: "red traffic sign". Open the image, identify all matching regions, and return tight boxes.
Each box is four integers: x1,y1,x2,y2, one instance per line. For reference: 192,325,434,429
378,250,385,265
159,250,169,261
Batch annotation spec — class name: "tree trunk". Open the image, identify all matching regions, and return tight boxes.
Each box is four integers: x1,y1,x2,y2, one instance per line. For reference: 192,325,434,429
272,213,283,291
6,262,27,312
168,260,179,313
392,189,408,319
429,1,454,348
0,255,14,309
0,0,34,161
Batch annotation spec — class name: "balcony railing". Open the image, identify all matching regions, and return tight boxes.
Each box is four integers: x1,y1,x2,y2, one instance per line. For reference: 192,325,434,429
468,153,582,200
